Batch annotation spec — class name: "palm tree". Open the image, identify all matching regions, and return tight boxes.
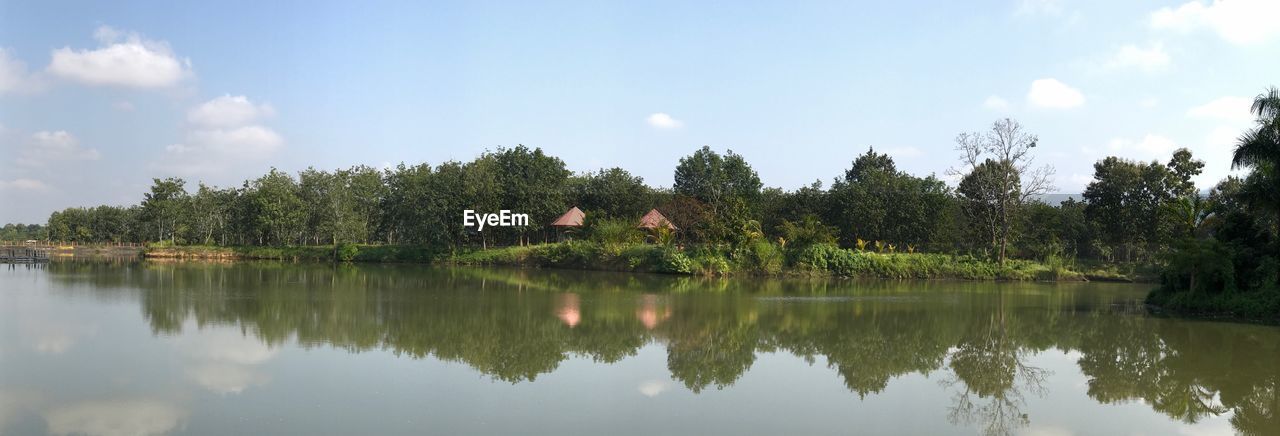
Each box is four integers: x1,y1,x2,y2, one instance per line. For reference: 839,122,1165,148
1232,86,1280,238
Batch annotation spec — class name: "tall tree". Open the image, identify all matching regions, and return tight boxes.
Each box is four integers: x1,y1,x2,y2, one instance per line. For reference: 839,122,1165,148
567,167,652,219
829,148,950,247
246,169,306,245
953,119,1054,263
673,146,763,212
1166,148,1205,198
673,146,763,243
1083,157,1172,261
1232,86,1280,239
491,145,569,245
140,177,188,243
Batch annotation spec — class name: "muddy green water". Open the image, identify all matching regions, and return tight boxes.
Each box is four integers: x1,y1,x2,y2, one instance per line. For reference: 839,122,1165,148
1,261,1277,435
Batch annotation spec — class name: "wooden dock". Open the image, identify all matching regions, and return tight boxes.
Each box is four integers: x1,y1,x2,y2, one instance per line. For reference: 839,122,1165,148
0,246,50,263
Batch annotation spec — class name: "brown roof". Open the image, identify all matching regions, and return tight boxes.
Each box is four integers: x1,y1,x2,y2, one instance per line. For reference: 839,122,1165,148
637,209,677,230
550,207,585,227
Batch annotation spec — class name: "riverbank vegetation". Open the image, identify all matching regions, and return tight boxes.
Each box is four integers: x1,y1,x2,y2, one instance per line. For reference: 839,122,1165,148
8,86,1280,317
1146,87,1280,321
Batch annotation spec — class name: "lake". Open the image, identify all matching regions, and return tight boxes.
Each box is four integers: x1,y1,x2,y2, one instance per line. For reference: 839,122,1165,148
1,260,1277,435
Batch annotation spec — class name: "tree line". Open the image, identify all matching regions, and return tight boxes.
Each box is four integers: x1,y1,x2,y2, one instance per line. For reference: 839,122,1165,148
12,94,1276,274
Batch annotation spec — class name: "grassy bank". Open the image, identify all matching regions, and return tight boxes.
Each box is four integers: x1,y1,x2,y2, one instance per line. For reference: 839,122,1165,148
146,241,1132,281
451,241,1095,281
144,242,442,262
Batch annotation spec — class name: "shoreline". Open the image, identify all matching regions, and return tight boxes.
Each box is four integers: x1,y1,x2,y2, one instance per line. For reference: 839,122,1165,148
141,242,1158,283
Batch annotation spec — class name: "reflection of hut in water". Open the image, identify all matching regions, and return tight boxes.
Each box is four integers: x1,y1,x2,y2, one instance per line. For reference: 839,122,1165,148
550,207,585,241
556,293,581,328
636,209,677,231
636,294,671,330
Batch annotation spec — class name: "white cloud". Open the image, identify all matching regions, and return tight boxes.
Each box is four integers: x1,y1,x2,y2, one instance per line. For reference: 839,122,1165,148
159,95,284,176
44,400,187,436
1027,78,1085,109
47,25,191,88
645,112,683,129
983,95,1010,110
1140,97,1160,108
638,379,670,397
174,327,277,395
186,363,270,395
165,126,283,160
0,178,51,192
1187,96,1254,123
113,100,135,111
1105,43,1170,72
187,95,275,127
1151,0,1280,44
0,48,39,94
17,131,101,167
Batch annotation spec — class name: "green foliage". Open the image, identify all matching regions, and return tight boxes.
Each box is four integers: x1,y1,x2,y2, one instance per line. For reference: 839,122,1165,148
653,246,694,274
140,177,188,243
1083,156,1184,261
733,240,783,274
778,215,836,249
957,159,1019,257
0,223,46,242
585,217,642,251
788,243,1068,280
673,146,762,208
336,243,359,262
567,167,653,219
827,148,951,249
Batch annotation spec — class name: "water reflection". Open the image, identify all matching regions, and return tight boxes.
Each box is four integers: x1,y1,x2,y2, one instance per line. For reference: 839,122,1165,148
9,260,1280,435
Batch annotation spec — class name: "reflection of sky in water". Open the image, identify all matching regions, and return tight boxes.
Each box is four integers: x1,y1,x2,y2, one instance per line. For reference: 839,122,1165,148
0,264,1270,435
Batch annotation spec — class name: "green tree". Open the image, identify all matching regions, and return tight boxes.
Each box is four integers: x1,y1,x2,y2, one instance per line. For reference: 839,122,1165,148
1231,86,1280,239
673,146,763,243
674,146,762,211
1167,148,1205,198
140,177,188,243
958,159,1019,257
1083,157,1171,261
567,167,652,219
828,148,951,248
246,168,306,245
492,145,570,246
953,119,1054,263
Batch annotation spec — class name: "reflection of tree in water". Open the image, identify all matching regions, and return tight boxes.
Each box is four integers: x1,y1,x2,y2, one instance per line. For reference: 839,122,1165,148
934,296,1054,436
1074,314,1278,434
44,261,1280,435
662,296,760,392
1229,380,1278,435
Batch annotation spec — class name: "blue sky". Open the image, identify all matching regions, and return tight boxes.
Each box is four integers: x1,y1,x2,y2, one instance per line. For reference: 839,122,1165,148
1,0,1278,223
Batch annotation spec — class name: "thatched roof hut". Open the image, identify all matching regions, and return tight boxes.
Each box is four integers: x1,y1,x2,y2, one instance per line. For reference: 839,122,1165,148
637,209,677,230
551,207,585,227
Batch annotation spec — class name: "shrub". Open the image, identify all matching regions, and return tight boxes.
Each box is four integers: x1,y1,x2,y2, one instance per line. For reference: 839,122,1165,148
336,243,359,261
778,215,837,250
730,240,783,274
653,246,693,274
587,217,642,253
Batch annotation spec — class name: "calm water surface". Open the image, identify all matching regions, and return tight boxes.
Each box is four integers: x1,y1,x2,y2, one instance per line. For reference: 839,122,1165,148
1,261,1277,435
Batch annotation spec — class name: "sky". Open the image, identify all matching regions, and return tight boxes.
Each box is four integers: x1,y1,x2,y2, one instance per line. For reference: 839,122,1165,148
1,0,1278,223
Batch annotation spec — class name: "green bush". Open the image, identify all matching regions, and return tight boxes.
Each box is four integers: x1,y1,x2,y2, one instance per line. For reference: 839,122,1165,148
586,218,642,253
336,243,359,261
653,246,694,274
